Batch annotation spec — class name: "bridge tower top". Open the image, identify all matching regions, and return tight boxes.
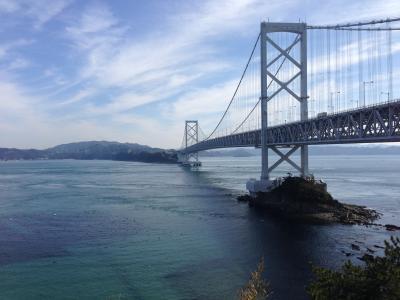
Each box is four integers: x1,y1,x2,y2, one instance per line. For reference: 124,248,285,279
261,22,306,34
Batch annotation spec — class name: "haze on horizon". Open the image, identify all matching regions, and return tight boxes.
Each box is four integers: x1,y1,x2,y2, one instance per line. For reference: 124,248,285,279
1,0,400,150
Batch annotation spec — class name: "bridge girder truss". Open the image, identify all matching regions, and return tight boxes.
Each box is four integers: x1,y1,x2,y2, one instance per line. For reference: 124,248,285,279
182,100,400,153
267,101,400,145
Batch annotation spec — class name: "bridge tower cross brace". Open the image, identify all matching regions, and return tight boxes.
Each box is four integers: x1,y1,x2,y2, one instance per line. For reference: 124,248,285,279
260,22,309,182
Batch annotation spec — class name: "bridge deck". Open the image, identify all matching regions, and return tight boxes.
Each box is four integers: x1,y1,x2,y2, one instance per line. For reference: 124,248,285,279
183,99,400,153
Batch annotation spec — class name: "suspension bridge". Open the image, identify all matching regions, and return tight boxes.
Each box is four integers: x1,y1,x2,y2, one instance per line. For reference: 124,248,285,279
178,17,400,193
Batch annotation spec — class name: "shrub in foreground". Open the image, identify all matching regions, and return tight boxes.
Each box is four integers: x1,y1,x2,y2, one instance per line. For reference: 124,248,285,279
308,236,400,300
239,257,271,300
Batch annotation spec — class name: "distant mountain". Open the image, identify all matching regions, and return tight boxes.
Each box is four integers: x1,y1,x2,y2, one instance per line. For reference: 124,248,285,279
0,141,177,163
0,148,45,160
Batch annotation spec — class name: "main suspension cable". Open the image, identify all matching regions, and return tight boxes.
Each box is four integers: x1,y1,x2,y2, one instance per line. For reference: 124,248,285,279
307,17,400,29
204,33,261,140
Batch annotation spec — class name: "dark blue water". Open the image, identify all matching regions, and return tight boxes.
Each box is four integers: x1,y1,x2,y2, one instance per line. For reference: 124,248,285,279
0,156,399,299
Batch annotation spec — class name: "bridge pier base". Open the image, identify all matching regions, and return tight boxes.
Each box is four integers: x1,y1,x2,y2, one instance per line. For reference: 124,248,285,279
300,145,309,177
181,160,202,168
178,152,202,168
246,145,309,194
246,178,275,194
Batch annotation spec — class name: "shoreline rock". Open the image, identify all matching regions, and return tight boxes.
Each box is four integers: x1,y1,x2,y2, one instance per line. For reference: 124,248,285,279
384,224,400,231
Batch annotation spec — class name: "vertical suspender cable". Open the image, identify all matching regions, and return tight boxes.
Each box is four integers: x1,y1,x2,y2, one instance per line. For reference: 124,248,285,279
327,29,332,112
358,27,363,107
387,27,393,100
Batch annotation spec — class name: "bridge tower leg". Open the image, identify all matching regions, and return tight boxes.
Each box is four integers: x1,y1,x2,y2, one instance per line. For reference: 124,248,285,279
300,25,309,177
181,120,201,167
260,21,269,181
247,22,308,194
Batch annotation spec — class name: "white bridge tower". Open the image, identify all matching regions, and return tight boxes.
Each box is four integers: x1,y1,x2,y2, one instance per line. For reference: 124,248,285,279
179,120,202,167
247,22,309,193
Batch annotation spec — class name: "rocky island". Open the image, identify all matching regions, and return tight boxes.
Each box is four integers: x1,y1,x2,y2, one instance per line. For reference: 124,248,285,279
238,176,380,225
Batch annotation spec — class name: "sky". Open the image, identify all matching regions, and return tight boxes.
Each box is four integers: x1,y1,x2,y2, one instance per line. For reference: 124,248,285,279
1,0,400,149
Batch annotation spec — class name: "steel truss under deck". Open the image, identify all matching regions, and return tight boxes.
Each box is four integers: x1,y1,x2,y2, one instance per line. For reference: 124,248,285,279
182,99,400,153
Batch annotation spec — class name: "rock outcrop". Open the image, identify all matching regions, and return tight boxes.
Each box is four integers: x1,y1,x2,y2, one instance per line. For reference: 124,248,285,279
238,176,380,225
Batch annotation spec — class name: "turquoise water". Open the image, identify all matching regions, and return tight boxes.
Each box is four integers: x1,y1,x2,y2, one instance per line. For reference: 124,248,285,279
0,156,399,299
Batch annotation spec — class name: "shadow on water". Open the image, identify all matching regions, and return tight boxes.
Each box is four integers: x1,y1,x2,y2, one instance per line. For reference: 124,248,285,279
177,165,335,300
177,163,397,300
244,209,322,299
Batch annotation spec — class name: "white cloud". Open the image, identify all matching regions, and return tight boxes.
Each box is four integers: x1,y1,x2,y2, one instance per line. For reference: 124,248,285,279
57,87,96,106
7,57,31,70
306,0,400,26
66,2,122,50
111,113,183,148
0,0,19,13
86,90,167,116
76,3,117,34
170,80,238,119
64,0,275,108
0,0,71,29
0,79,135,149
29,0,72,29
0,39,32,60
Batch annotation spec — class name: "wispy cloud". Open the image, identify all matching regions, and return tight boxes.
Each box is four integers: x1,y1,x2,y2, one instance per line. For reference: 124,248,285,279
7,57,31,70
29,0,72,29
0,0,19,13
0,39,32,60
0,0,72,29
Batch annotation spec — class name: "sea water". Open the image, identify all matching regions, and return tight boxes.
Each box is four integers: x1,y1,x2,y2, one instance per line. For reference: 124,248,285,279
0,156,399,299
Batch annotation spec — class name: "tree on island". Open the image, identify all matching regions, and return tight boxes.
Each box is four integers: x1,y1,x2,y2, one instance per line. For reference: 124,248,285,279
308,236,400,300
